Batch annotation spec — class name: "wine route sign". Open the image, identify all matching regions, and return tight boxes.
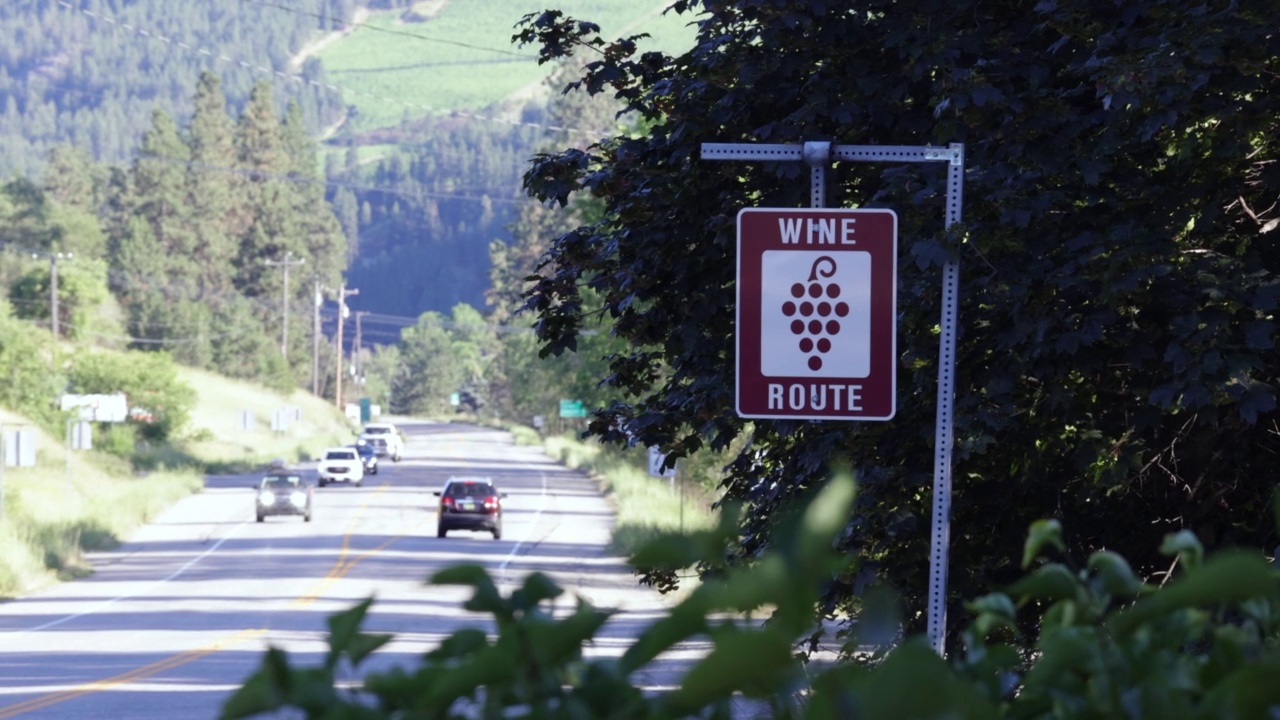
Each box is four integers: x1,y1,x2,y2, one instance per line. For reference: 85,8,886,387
736,207,897,420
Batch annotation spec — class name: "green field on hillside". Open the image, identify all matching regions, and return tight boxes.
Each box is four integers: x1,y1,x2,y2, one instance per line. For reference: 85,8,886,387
318,0,700,132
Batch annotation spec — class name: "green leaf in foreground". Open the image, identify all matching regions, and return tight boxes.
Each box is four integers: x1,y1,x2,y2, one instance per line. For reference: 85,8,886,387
1110,551,1277,636
666,628,797,713
1022,519,1065,569
807,640,996,719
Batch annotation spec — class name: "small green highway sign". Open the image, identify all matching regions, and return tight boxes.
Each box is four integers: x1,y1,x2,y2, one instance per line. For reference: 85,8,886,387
559,400,587,418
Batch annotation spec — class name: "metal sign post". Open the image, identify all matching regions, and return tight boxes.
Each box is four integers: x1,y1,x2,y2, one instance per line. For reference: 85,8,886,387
65,419,72,495
702,140,965,654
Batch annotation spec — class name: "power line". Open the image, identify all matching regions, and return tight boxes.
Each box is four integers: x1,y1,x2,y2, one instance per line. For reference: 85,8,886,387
136,155,530,206
0,243,318,329
68,326,260,345
237,0,539,59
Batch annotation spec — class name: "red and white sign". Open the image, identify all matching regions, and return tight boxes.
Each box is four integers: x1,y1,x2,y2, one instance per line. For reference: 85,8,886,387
736,208,897,420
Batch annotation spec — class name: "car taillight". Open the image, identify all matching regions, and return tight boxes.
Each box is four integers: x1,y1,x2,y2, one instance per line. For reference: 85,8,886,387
441,497,455,509
483,496,499,512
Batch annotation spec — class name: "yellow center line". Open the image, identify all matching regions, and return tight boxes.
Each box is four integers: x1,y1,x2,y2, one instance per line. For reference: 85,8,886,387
0,628,267,719
292,483,427,607
0,481,424,717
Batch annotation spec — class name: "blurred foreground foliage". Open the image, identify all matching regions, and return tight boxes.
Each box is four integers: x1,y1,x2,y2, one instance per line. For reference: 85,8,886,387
223,475,1280,719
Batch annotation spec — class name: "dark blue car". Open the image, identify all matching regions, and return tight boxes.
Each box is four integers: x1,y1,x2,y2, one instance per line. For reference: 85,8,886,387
352,441,379,475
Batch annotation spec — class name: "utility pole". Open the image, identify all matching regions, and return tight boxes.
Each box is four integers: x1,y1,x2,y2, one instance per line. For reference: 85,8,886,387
50,255,59,339
334,284,359,410
354,310,365,383
265,251,306,359
40,252,72,339
312,276,322,396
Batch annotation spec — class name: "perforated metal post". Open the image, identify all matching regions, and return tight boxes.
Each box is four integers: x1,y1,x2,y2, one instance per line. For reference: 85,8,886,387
927,145,964,654
802,141,831,208
703,140,965,655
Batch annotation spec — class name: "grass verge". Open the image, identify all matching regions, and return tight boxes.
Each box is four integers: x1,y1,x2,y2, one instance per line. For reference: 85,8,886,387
541,432,716,557
0,410,202,597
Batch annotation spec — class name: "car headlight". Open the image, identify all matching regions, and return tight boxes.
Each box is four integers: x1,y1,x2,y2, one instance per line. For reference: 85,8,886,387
290,491,307,506
259,491,276,505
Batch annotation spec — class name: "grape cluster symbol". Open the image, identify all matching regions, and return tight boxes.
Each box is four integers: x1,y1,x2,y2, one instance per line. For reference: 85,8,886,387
780,256,849,371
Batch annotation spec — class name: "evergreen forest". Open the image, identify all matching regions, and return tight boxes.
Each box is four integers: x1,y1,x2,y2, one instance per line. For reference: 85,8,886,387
0,0,354,179
1,73,348,392
0,1,648,321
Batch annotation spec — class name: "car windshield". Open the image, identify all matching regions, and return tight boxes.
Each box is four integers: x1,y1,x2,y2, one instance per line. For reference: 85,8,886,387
363,427,390,435
445,482,496,498
326,450,356,460
354,445,373,455
262,475,302,490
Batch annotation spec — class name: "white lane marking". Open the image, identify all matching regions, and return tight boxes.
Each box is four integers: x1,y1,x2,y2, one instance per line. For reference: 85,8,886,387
498,471,549,583
3,521,247,636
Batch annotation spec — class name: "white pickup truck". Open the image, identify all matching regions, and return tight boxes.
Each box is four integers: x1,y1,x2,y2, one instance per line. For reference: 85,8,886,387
317,446,364,487
359,423,403,462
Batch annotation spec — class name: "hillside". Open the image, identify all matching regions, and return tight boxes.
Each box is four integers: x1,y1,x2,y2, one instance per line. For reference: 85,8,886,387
0,0,351,179
313,0,697,319
315,0,695,133
177,365,356,464
0,1,699,330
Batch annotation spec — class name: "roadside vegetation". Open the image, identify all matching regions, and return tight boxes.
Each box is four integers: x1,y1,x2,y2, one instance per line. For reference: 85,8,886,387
484,422,724,555
541,432,718,556
0,306,354,598
0,409,202,597
176,366,357,471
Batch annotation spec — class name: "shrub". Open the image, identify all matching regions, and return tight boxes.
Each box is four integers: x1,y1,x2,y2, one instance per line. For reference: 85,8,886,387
93,422,137,458
0,301,64,428
65,349,195,441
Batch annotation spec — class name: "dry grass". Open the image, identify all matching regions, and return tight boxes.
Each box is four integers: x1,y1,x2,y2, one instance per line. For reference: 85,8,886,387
177,366,357,468
543,434,715,556
0,406,200,596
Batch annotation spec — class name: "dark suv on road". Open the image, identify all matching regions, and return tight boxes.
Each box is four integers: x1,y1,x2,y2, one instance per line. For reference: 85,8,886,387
434,477,506,539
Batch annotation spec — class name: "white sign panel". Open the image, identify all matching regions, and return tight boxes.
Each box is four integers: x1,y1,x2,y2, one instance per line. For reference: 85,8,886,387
72,421,92,450
60,393,128,422
3,430,36,467
759,250,872,378
647,446,676,479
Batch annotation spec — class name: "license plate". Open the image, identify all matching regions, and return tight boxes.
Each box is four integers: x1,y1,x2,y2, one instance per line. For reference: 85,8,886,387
459,500,476,511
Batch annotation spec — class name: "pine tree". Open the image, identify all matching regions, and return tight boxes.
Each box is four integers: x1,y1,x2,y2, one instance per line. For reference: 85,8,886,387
132,108,196,272
185,72,240,300
233,80,292,297
43,145,101,211
110,109,209,358
333,187,359,259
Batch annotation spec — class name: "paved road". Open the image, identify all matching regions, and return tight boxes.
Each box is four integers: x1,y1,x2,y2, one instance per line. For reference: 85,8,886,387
0,421,694,719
